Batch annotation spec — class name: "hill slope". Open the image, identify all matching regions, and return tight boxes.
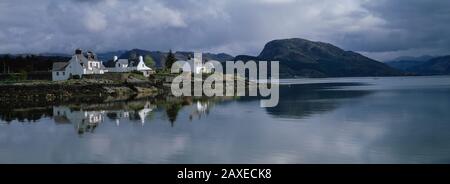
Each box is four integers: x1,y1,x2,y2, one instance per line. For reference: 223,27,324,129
385,55,433,72
118,49,234,68
410,56,450,75
236,38,402,78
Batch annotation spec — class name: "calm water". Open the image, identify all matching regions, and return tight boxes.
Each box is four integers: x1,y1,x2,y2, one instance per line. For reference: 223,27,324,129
1,76,450,163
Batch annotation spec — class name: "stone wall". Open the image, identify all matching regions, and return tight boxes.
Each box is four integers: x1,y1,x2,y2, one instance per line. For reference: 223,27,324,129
83,72,130,82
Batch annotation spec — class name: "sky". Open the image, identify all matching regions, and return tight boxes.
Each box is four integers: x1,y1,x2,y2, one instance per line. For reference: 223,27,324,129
1,0,450,61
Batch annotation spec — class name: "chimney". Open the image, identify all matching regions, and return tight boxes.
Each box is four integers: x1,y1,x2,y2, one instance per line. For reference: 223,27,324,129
139,56,144,63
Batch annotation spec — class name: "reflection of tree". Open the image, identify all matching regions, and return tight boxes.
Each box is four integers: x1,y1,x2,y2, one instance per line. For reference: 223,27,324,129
165,103,182,127
0,107,53,123
76,119,98,135
159,96,193,126
161,96,228,126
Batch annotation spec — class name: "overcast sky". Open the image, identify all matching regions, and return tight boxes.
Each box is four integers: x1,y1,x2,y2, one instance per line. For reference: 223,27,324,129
1,0,450,61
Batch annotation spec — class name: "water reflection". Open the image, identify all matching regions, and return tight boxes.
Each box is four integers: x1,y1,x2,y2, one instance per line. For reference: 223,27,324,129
0,83,371,131
2,77,450,163
265,83,372,119
0,107,53,123
0,96,231,135
53,103,156,134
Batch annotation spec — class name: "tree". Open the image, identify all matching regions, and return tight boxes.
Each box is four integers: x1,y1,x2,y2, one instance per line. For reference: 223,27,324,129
165,50,177,70
129,50,137,61
144,55,155,68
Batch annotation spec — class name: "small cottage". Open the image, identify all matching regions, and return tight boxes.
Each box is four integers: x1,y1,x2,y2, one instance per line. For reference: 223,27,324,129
104,55,153,77
52,49,107,81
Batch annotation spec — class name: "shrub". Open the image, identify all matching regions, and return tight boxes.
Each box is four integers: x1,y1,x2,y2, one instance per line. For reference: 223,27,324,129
18,70,28,80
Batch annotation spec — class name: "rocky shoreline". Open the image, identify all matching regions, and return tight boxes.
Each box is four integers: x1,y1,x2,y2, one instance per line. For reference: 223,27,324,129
0,73,252,109
0,79,162,108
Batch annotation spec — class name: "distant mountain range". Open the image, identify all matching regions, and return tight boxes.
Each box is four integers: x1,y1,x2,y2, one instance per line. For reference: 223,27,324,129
37,49,234,69
96,50,127,61
114,49,234,68
5,37,450,77
385,55,433,71
386,55,450,75
235,38,402,78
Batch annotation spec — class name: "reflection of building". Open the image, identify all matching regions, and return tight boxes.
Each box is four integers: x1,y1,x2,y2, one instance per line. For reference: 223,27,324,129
189,100,212,120
53,106,104,134
138,102,154,125
52,101,155,133
53,106,103,125
105,102,155,126
197,101,208,112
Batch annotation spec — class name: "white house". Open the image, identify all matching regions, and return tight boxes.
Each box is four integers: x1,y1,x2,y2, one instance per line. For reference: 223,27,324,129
104,55,153,77
179,53,214,74
105,56,129,72
52,49,107,81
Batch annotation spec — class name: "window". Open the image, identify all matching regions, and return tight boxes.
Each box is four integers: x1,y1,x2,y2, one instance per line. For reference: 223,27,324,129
56,72,59,76
63,72,65,75
90,63,92,67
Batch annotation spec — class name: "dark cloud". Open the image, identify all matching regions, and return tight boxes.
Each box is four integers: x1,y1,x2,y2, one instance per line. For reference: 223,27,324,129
343,0,450,53
1,0,450,60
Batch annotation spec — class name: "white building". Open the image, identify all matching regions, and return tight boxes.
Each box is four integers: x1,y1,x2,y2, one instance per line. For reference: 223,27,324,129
52,49,107,81
104,55,153,77
180,53,214,74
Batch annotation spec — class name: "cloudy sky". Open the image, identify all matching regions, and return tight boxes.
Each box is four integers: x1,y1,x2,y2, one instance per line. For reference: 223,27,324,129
1,0,450,61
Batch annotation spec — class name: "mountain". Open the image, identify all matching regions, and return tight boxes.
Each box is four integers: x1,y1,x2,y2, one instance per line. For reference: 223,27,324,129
118,49,234,68
38,53,71,57
97,50,127,61
173,51,234,62
409,56,450,75
390,55,434,62
385,55,433,71
386,55,450,75
235,38,402,78
386,60,427,71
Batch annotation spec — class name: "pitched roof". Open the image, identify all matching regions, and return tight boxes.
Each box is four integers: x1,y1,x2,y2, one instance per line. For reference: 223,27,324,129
75,54,88,63
117,59,129,65
52,62,69,71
